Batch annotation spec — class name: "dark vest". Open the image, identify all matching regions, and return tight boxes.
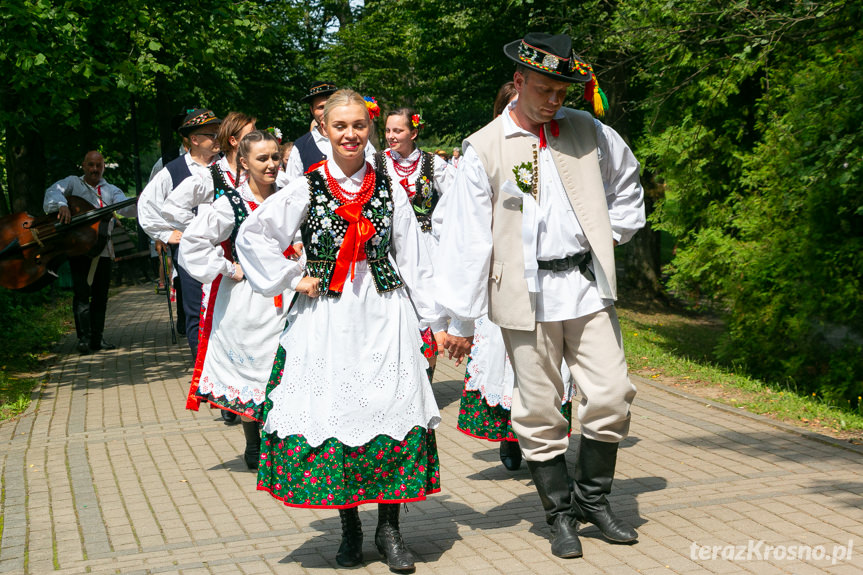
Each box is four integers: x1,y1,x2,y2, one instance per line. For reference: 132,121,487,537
376,150,440,233
294,131,326,173
165,156,193,190
300,158,403,297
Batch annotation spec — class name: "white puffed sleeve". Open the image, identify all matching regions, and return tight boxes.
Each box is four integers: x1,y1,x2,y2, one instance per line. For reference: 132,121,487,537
595,120,645,245
177,197,236,284
389,188,446,333
236,180,310,297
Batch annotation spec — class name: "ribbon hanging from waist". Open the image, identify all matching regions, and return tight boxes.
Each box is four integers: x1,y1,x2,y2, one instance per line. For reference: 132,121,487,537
329,203,376,293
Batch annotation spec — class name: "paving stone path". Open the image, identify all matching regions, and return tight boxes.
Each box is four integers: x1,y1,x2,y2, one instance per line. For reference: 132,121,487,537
1,285,862,574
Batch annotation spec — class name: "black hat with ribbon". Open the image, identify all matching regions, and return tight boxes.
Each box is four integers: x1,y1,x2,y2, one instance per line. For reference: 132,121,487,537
301,81,338,103
504,33,592,83
178,108,222,136
504,33,609,117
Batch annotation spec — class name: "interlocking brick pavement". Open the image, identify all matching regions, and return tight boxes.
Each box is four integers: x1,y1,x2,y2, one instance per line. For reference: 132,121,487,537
1,285,862,574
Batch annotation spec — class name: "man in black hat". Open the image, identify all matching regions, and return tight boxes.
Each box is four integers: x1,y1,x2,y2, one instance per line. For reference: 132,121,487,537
436,33,646,559
139,108,222,359
282,82,376,183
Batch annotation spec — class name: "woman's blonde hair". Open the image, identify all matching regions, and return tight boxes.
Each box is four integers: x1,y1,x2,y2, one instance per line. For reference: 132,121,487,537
322,89,369,125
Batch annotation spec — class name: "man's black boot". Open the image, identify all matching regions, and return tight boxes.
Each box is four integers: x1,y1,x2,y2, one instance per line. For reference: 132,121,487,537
526,456,582,558
336,507,363,567
375,503,416,573
499,440,522,471
571,436,638,543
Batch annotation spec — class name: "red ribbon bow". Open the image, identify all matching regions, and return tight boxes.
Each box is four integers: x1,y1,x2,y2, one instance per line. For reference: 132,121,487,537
538,119,560,149
329,203,376,293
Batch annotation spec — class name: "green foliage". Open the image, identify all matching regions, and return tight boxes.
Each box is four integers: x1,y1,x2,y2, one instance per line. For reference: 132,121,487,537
0,286,72,422
628,0,863,402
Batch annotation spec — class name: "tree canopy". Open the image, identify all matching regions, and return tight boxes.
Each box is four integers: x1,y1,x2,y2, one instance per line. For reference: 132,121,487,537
2,0,861,402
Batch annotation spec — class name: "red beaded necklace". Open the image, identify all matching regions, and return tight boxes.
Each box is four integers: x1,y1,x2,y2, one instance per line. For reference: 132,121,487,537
387,149,421,178
324,161,376,205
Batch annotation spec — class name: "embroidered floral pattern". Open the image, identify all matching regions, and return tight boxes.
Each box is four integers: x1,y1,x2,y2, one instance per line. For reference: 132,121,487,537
301,167,403,295
257,345,440,508
457,389,573,442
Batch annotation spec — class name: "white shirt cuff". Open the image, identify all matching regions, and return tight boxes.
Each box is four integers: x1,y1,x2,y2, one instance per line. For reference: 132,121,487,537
448,317,475,338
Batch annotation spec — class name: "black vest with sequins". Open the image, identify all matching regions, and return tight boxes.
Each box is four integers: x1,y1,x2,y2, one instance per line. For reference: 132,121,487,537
376,150,440,233
300,159,404,297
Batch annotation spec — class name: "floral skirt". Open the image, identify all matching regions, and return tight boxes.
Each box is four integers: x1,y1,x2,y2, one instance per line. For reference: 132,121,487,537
457,389,573,443
257,345,440,509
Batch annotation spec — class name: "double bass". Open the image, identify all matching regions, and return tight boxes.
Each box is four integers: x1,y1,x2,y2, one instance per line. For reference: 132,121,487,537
0,195,138,292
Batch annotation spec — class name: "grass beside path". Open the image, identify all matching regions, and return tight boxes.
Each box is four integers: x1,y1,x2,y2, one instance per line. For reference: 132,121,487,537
0,287,72,422
618,300,863,445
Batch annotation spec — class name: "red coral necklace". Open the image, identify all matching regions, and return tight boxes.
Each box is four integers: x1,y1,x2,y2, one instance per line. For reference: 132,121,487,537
324,161,376,205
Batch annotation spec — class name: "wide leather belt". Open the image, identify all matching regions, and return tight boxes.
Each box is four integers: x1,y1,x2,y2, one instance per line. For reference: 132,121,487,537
537,252,595,281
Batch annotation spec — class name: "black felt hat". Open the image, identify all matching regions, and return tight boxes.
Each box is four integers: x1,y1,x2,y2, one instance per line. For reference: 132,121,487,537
503,33,593,83
301,81,338,103
178,108,222,136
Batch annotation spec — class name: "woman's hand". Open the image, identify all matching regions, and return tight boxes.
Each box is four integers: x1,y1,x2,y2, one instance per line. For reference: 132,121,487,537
230,262,244,281
296,276,322,298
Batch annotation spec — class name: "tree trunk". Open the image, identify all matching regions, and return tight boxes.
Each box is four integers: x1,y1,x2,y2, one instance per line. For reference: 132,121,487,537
6,127,46,215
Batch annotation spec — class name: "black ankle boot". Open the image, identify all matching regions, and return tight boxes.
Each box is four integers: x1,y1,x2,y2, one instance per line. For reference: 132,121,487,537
241,419,261,470
571,436,638,543
336,507,363,567
375,503,416,573
526,456,582,558
499,440,522,471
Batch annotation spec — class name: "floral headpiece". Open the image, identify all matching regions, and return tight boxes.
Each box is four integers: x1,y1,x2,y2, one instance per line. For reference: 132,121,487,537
266,126,283,143
411,113,425,130
363,96,381,120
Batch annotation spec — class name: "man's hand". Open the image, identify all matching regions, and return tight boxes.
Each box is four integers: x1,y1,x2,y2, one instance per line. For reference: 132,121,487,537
167,230,183,244
57,205,72,224
443,334,473,367
155,239,167,255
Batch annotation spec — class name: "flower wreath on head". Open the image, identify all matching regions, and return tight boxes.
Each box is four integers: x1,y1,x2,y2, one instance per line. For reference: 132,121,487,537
363,96,381,120
266,126,283,143
411,113,425,130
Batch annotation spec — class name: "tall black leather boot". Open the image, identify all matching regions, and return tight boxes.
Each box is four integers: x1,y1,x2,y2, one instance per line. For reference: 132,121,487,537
336,507,363,567
571,436,638,543
499,440,522,471
375,503,416,573
241,419,261,470
526,456,582,558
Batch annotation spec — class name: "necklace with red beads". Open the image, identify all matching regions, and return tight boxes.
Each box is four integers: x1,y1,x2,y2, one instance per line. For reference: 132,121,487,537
387,149,421,178
324,160,376,205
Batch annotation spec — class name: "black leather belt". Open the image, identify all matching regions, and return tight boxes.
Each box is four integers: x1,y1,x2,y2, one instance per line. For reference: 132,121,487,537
537,252,595,281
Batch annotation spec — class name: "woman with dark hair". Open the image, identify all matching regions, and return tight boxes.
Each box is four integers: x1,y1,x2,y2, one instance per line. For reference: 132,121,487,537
380,107,454,380
237,90,443,573
179,130,292,468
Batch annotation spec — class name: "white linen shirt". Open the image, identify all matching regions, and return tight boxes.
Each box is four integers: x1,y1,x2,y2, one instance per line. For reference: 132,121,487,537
138,153,213,243
43,176,137,258
437,104,645,337
162,156,239,233
283,127,377,184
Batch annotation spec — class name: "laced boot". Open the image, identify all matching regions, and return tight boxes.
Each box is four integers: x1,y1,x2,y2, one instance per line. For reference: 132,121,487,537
571,436,638,543
375,503,416,573
241,419,261,470
336,507,363,567
526,455,582,558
